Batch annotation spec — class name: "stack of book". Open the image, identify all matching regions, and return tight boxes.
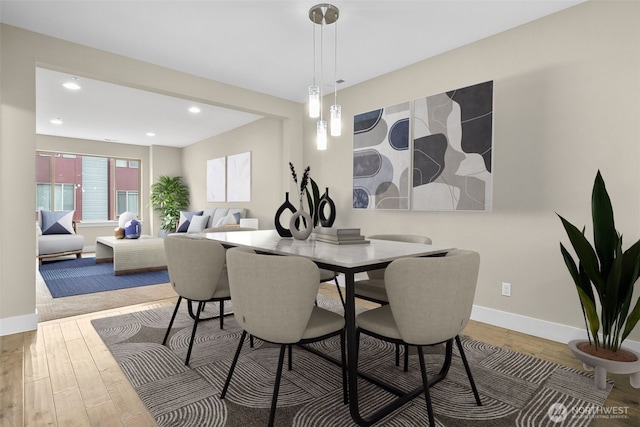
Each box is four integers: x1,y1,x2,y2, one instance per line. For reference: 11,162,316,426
313,227,370,245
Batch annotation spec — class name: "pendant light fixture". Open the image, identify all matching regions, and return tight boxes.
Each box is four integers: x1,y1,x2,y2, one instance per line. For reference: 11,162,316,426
308,16,320,119
308,3,340,150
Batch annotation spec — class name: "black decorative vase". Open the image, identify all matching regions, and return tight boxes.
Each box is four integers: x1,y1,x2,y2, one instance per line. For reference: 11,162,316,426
274,192,296,237
317,187,336,227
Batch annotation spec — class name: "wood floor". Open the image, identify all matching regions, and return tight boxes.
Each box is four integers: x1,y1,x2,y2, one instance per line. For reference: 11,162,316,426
1,283,638,426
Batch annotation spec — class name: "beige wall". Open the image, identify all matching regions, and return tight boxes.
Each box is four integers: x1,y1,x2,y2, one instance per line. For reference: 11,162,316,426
182,118,284,230
0,24,301,333
304,0,640,343
2,1,640,345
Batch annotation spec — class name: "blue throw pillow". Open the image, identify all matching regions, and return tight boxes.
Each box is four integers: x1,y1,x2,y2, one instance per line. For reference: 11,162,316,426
176,211,204,233
40,210,75,235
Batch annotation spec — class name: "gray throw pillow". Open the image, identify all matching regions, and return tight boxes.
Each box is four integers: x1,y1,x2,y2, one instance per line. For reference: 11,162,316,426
187,215,210,233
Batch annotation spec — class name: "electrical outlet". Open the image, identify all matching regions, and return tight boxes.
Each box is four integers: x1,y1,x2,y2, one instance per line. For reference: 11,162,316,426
501,282,511,297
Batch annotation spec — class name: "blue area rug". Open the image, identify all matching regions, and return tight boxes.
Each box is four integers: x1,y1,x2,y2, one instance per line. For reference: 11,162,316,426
39,257,170,298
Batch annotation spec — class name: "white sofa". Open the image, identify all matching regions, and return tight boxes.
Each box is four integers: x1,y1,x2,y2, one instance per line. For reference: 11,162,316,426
173,207,258,234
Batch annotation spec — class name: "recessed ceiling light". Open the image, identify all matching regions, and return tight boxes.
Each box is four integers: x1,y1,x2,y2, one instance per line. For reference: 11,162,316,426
63,77,81,90
146,132,156,137
188,106,201,114
50,118,63,125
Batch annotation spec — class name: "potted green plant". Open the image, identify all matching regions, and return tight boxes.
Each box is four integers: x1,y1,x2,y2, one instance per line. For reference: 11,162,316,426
149,175,190,235
557,170,640,389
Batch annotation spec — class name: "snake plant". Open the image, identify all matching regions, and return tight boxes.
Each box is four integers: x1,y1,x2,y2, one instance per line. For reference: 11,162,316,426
558,170,640,351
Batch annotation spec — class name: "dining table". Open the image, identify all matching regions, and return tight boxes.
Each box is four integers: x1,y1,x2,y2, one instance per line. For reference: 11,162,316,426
204,229,454,426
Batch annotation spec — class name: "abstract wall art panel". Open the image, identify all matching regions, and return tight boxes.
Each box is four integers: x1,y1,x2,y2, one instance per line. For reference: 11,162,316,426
226,151,251,202
412,80,493,211
206,157,226,202
353,102,411,210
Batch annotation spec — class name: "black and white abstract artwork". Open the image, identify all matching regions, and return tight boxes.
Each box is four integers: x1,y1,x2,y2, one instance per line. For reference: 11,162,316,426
353,81,493,211
413,81,493,211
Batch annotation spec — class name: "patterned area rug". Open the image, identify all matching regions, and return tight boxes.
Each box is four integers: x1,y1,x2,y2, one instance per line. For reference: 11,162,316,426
92,296,611,426
39,257,170,297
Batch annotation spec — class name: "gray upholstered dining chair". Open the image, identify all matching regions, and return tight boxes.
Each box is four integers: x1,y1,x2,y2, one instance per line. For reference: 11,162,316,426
221,247,347,427
354,234,432,370
355,250,482,426
354,234,433,304
161,234,231,366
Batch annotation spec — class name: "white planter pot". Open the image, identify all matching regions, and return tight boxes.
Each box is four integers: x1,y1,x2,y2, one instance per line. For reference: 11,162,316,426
568,340,640,390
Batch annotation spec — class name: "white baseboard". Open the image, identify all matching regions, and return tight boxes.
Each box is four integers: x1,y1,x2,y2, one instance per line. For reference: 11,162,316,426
334,277,640,352
471,304,640,353
0,310,38,336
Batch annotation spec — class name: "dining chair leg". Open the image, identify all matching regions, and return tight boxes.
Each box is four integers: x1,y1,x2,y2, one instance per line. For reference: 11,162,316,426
288,345,293,371
219,300,224,330
188,300,218,321
334,276,345,307
417,346,435,426
187,299,195,318
187,300,204,319
269,345,288,427
162,296,182,345
184,301,204,366
404,344,409,372
455,335,482,406
220,330,248,399
394,343,410,371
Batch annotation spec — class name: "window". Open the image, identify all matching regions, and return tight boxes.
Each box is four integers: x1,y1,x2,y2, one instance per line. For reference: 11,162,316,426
36,183,75,211
36,152,141,221
117,191,139,216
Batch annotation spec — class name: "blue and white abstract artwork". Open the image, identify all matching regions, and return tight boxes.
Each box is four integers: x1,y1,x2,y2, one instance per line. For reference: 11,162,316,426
353,102,410,210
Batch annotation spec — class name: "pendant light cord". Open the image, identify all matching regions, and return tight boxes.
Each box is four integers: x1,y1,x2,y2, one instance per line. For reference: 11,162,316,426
312,10,316,87
319,20,324,122
334,21,338,105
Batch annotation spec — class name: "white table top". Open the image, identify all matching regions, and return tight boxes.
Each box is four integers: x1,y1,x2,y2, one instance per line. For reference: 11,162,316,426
96,235,162,245
204,229,453,271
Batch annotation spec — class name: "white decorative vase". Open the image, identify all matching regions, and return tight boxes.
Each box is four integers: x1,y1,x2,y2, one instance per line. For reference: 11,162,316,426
289,202,313,240
568,340,640,390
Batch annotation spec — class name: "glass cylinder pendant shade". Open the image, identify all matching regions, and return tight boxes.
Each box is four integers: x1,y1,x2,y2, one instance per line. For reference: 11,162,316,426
317,120,328,150
308,85,320,118
330,104,342,136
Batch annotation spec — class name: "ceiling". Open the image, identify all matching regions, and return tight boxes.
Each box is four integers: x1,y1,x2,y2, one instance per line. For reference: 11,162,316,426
1,0,585,147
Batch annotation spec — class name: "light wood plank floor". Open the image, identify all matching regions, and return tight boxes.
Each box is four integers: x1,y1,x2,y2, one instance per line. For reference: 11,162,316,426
1,283,638,426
